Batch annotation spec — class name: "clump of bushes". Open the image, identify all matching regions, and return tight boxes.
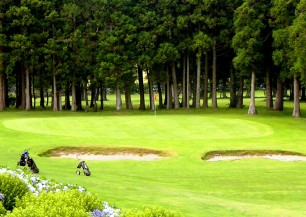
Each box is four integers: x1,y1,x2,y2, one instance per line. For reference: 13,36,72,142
0,173,29,211
0,193,6,215
0,167,183,216
5,190,102,217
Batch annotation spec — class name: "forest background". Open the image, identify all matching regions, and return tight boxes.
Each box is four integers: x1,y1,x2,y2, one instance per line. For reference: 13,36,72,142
0,0,305,116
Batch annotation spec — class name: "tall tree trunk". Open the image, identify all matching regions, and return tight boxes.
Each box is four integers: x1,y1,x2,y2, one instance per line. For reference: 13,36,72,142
32,72,35,109
137,66,146,110
191,73,196,108
71,81,76,111
0,72,4,110
92,85,97,112
164,83,168,107
236,75,244,108
195,53,201,108
99,81,104,110
211,45,217,108
166,67,171,109
186,54,190,108
84,81,89,112
248,71,257,115
265,69,273,109
172,62,179,109
20,64,26,109
25,67,31,111
157,82,163,109
124,85,133,110
52,64,58,111
76,82,82,111
203,54,208,108
148,71,154,110
58,91,62,111
274,78,283,111
90,82,96,108
46,91,49,106
182,54,186,107
39,75,45,108
65,83,71,110
229,66,236,108
15,67,20,108
115,86,122,111
292,75,301,117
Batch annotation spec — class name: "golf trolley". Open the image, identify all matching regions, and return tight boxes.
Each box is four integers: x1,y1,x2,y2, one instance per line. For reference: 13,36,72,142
17,150,39,173
76,156,91,176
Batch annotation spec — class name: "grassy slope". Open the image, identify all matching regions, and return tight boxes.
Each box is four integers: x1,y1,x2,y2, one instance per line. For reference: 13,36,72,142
0,95,306,217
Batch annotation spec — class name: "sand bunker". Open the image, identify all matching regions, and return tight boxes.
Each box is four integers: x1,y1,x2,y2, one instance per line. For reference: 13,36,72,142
56,153,163,161
206,155,306,162
42,146,169,161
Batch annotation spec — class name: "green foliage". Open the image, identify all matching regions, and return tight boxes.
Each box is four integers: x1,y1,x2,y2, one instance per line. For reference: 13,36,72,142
232,0,269,73
155,43,179,63
288,0,306,78
5,190,101,217
270,0,298,77
0,173,29,211
0,202,6,216
122,206,183,217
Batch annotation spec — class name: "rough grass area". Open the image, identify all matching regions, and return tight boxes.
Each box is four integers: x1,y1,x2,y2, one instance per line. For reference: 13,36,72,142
202,150,305,160
39,146,171,157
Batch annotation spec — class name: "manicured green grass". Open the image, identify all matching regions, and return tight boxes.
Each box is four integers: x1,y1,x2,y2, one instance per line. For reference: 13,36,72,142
1,96,306,217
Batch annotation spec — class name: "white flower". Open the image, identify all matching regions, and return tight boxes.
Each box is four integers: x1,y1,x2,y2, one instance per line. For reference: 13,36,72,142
30,176,37,184
78,186,85,192
37,183,44,191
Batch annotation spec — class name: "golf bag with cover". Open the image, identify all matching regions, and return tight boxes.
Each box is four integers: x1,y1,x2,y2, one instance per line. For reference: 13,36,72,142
76,161,91,176
17,150,39,173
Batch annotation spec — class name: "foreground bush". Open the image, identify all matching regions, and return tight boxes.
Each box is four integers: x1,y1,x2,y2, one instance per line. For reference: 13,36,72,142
5,190,102,217
122,206,183,217
0,167,182,216
0,173,29,211
0,202,6,216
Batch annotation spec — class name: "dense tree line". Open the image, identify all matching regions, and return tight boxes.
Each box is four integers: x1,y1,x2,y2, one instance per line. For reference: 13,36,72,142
0,0,305,116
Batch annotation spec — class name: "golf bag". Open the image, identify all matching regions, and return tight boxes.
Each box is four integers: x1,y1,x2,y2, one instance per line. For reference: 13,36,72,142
17,151,29,166
76,161,91,176
17,150,39,173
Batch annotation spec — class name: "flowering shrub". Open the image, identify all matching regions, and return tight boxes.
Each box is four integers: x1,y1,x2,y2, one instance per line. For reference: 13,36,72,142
0,167,182,217
0,203,6,216
0,173,29,211
0,193,6,215
5,190,102,217
0,167,85,196
91,202,120,217
0,167,120,217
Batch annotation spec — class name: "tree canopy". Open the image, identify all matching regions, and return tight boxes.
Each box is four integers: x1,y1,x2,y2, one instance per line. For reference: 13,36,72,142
0,0,305,116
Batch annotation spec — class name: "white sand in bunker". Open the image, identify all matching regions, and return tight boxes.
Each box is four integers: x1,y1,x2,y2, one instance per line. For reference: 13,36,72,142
55,153,164,161
207,155,306,162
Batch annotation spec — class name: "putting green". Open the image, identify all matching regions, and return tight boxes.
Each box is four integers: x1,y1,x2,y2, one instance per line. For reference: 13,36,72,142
3,116,273,140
